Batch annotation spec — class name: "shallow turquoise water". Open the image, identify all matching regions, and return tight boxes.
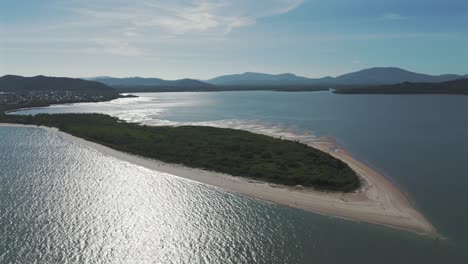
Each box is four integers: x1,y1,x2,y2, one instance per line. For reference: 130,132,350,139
6,91,468,263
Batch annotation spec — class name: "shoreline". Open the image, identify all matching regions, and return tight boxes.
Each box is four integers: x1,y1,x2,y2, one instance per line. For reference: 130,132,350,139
0,123,438,237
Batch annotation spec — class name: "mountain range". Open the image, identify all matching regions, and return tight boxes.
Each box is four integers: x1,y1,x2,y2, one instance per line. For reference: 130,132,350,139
1,68,467,96
88,77,212,88
331,67,465,85
205,72,334,86
87,67,467,88
205,67,467,86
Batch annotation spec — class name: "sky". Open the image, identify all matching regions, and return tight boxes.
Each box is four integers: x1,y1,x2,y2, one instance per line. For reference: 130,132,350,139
1,0,467,79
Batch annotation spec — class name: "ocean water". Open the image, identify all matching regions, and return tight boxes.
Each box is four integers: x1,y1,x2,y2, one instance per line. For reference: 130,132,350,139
5,91,468,263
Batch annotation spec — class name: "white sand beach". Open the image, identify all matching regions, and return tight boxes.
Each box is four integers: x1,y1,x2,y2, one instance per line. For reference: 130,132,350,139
0,123,438,236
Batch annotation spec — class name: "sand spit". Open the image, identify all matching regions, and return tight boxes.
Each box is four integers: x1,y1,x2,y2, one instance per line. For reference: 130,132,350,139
0,123,438,237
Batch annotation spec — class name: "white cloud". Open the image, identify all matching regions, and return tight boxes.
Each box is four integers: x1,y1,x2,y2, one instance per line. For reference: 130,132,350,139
71,0,303,34
2,0,303,57
38,0,303,56
382,13,407,20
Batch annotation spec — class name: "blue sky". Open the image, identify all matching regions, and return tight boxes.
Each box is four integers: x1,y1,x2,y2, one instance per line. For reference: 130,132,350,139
1,0,467,79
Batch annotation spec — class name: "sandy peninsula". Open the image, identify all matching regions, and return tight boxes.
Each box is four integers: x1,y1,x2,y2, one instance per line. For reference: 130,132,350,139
0,123,438,237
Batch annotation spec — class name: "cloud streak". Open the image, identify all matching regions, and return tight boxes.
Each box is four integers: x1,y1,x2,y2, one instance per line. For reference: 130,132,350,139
39,0,303,55
382,13,407,20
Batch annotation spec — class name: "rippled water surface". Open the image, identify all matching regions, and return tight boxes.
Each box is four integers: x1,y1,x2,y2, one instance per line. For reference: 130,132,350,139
4,91,468,263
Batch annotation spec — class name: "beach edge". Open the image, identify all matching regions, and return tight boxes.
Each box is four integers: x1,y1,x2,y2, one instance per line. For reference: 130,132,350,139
0,123,439,237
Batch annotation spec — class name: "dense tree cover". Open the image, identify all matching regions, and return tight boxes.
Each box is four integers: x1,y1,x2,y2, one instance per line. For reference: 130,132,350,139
0,75,133,112
0,95,130,113
0,75,116,94
0,113,361,192
334,78,468,95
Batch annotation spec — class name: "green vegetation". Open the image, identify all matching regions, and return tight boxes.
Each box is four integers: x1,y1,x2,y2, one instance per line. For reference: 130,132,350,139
0,75,116,94
0,74,360,191
0,75,134,112
0,113,361,192
334,78,468,95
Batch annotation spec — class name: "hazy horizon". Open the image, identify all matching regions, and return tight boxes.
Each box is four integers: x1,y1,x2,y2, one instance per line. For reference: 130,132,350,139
3,66,468,82
1,0,467,79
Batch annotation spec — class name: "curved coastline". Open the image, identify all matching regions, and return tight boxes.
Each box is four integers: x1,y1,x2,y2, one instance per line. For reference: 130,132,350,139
0,123,438,237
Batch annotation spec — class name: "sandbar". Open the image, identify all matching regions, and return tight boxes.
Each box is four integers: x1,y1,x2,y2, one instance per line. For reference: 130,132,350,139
0,123,438,237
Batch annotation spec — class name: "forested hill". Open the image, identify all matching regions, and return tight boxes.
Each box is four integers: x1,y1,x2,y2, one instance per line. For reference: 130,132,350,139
0,75,124,111
89,77,213,88
0,75,117,95
333,78,468,95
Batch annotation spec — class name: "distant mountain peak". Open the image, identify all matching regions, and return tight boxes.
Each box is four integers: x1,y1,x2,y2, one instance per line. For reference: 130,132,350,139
87,76,212,88
277,73,299,77
87,67,467,87
206,72,314,85
334,67,464,85
240,72,298,77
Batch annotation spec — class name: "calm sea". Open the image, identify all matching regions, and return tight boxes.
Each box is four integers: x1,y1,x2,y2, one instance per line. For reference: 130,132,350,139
3,91,468,263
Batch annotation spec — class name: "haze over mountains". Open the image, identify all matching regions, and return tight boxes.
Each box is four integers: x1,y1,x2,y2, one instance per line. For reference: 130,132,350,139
88,77,212,88
1,67,468,96
87,67,467,88
2,67,466,94
206,72,334,86
206,67,467,86
332,67,466,85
